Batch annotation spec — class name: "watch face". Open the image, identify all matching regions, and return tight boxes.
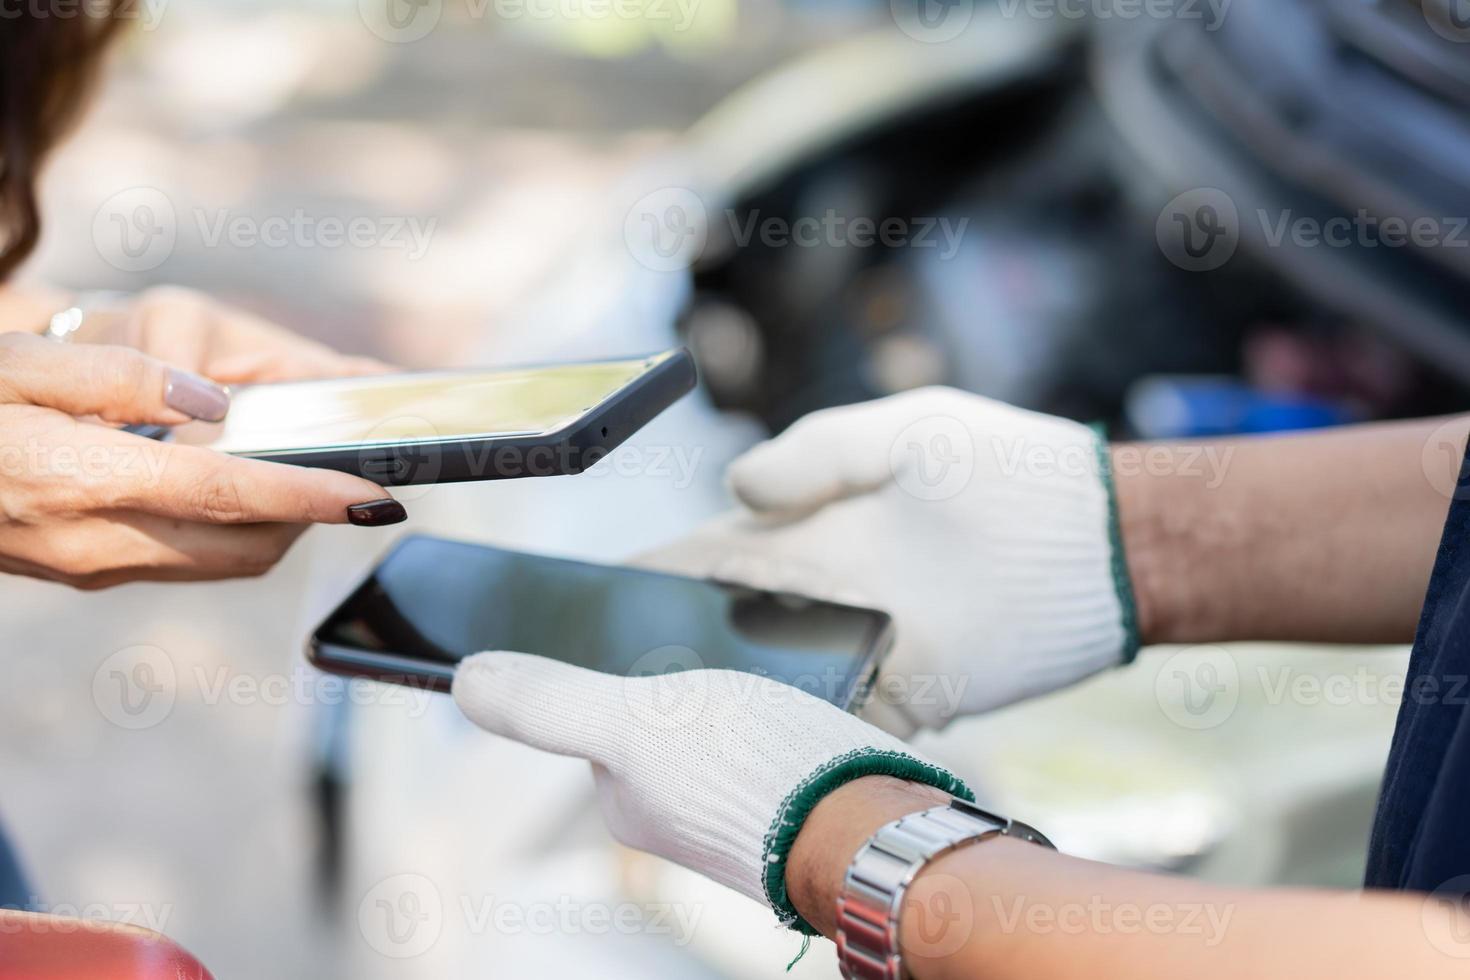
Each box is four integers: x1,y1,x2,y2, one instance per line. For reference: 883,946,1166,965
947,798,1008,829
950,801,1055,851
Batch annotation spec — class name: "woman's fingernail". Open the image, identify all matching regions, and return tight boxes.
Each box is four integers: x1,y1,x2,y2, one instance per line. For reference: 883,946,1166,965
347,499,407,527
165,369,231,422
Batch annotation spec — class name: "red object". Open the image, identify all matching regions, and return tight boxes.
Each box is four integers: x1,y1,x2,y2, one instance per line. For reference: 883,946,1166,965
0,910,213,980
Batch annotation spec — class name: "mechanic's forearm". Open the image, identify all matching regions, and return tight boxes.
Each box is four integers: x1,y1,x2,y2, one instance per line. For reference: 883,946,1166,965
0,282,69,333
1115,417,1469,646
788,777,1463,980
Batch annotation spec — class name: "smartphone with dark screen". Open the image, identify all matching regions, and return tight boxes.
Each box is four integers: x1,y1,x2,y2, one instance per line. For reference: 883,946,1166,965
309,535,892,711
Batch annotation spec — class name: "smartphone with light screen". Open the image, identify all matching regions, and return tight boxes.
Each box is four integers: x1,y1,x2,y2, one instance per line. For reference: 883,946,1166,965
170,348,695,485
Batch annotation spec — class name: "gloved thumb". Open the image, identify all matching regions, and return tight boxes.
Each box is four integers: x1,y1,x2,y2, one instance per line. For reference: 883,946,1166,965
727,405,890,514
453,651,621,760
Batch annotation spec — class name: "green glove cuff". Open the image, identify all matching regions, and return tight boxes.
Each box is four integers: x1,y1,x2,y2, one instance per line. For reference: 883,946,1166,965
760,748,975,936
1091,422,1142,665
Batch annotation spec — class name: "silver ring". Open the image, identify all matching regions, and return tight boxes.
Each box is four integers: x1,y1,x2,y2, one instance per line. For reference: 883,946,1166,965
42,307,85,343
41,291,130,343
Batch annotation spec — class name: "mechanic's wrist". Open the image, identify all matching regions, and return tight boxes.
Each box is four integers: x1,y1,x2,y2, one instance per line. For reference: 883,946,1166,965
785,775,953,937
1111,442,1217,646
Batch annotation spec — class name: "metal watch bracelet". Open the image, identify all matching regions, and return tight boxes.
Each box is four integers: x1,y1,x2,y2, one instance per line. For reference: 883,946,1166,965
835,798,1055,980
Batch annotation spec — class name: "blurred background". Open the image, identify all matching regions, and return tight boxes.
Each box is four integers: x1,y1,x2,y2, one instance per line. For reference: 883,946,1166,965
2,0,1468,975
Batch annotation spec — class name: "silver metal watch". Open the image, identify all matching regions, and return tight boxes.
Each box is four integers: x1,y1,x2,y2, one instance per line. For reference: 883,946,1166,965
835,798,1055,980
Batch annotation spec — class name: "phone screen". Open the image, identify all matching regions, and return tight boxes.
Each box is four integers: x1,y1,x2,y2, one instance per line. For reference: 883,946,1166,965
177,353,670,455
313,536,890,708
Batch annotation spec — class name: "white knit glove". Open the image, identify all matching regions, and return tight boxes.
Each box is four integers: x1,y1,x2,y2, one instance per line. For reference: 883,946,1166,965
641,387,1139,734
452,652,971,932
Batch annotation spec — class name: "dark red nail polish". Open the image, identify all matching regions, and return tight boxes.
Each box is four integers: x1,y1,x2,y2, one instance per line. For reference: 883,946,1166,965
347,499,406,527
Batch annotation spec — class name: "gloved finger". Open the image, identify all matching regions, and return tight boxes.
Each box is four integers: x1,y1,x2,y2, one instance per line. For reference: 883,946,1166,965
712,551,875,608
727,402,896,514
633,514,872,606
453,651,620,760
630,512,752,578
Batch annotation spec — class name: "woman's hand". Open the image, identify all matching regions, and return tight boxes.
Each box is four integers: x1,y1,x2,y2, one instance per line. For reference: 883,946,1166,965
451,651,970,932
0,332,402,589
640,387,1136,734
78,286,389,385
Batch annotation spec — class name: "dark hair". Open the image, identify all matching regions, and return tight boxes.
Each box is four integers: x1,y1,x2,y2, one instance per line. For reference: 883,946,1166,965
0,6,125,280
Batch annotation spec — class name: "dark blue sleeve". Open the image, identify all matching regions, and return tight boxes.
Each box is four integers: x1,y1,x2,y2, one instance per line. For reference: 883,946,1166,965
1364,440,1470,894
0,817,33,910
